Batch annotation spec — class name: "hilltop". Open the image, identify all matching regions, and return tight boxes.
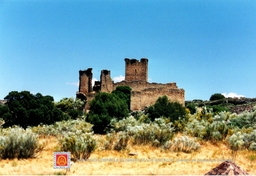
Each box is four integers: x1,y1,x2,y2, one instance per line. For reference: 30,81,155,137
186,97,256,114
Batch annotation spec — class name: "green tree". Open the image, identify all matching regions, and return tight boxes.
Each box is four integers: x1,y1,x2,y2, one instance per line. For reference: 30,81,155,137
55,97,86,119
112,86,132,110
209,93,225,101
147,95,186,122
87,92,129,134
0,91,68,128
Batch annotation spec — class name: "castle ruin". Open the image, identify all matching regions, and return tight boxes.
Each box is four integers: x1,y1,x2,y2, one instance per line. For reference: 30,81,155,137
76,58,185,111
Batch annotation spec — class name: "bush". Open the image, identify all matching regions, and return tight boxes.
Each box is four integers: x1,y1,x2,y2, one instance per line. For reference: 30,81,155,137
209,93,225,101
55,97,86,119
87,92,129,134
113,132,130,151
228,129,256,151
0,126,43,159
127,118,174,147
107,117,174,148
108,116,143,133
184,109,233,142
103,131,130,151
58,132,96,161
186,103,196,114
163,136,201,153
207,105,229,113
29,119,93,137
147,95,186,122
227,131,245,151
228,110,256,129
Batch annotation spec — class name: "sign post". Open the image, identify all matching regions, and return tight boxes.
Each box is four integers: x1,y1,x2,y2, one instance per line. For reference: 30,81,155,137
53,152,71,169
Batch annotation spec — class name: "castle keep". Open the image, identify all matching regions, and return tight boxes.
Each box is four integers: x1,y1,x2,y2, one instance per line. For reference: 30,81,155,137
76,58,185,111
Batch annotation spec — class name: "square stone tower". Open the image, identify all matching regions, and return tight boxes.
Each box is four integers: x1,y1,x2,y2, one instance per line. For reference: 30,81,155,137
124,58,148,82
78,68,93,94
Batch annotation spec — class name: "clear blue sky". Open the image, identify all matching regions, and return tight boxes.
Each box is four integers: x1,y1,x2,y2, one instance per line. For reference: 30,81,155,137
1,0,256,102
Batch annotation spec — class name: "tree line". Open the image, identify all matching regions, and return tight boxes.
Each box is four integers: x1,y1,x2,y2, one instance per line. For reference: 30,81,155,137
0,86,187,134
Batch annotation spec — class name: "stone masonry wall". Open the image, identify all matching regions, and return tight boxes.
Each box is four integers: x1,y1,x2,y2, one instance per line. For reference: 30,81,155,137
77,58,185,111
114,81,178,92
125,58,148,82
79,68,93,94
130,86,185,111
100,70,114,93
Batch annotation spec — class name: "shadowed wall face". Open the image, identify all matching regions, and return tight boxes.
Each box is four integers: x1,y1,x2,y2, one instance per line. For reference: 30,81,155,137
79,68,93,94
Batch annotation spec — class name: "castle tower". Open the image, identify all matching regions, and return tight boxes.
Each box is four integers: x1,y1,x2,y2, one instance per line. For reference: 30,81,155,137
124,58,148,82
100,70,114,93
78,68,93,94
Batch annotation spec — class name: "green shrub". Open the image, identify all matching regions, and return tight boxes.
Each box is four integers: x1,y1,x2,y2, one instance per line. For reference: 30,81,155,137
87,92,129,134
227,130,256,151
29,119,93,137
228,110,256,129
0,126,43,159
207,105,229,113
227,132,245,151
107,117,174,148
127,118,174,147
184,109,233,142
108,116,142,133
243,130,256,151
163,136,201,153
55,97,86,119
147,95,186,122
58,132,96,161
186,103,196,114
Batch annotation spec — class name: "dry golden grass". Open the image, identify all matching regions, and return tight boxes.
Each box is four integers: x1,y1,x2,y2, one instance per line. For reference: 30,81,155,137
0,136,255,175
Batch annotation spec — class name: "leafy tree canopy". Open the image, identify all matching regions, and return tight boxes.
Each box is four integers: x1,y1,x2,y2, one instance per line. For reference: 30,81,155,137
87,92,129,134
0,91,68,128
209,93,225,101
147,95,186,122
112,86,132,110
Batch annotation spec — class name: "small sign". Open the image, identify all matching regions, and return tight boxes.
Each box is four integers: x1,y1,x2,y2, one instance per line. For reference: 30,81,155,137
53,152,71,169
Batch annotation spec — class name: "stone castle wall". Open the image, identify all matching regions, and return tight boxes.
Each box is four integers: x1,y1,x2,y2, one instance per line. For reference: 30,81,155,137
125,58,148,82
100,70,114,93
79,68,92,95
114,81,178,92
77,58,185,111
115,81,185,110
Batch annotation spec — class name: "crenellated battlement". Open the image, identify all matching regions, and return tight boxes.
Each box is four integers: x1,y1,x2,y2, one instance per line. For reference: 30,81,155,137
125,58,148,82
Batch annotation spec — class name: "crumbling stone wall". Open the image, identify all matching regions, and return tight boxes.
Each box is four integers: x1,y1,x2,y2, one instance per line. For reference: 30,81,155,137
129,85,185,110
77,58,185,111
114,81,178,92
78,68,93,95
100,70,114,93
